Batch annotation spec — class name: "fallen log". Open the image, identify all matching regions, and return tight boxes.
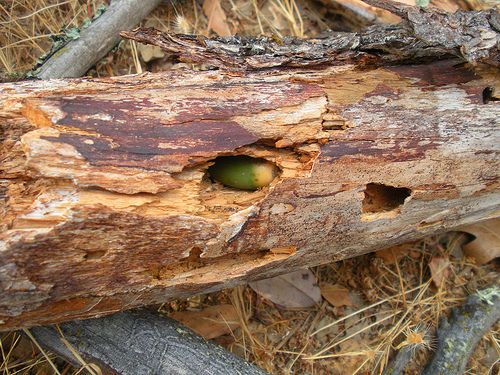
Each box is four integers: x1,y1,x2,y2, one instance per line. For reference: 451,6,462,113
1,57,499,331
3,0,500,329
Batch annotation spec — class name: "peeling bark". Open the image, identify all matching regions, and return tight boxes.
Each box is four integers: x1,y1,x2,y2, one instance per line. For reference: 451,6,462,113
120,3,500,70
1,57,499,330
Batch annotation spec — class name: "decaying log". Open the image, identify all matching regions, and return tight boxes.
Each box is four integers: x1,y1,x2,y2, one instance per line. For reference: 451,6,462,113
1,57,499,331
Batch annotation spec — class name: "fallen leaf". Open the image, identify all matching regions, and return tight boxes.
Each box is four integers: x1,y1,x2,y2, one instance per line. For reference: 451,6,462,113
171,304,240,339
319,282,354,307
460,218,500,265
375,245,409,265
428,256,450,287
203,0,232,37
249,269,321,308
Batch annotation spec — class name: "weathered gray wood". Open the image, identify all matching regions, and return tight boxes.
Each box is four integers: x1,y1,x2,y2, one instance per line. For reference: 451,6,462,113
34,0,163,79
26,309,270,375
421,286,500,375
360,0,500,67
382,286,500,375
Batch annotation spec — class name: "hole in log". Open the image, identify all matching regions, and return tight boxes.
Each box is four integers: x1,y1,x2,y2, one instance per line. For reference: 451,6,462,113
153,247,205,280
199,144,318,219
207,155,280,191
84,250,106,261
482,87,500,104
182,247,203,261
362,183,411,214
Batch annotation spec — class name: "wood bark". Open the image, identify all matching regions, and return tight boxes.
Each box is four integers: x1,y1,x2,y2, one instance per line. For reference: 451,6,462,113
26,309,270,375
0,57,499,331
120,2,500,70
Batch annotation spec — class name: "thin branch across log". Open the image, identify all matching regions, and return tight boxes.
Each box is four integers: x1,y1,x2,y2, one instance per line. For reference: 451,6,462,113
120,3,500,70
1,57,499,330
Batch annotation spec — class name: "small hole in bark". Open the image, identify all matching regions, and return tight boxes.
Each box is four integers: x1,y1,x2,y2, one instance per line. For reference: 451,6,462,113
482,87,500,104
181,247,203,261
207,155,280,190
84,250,106,261
362,183,411,214
418,219,444,229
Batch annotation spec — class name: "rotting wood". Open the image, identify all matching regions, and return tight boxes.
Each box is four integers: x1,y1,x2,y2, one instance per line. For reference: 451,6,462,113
1,57,499,331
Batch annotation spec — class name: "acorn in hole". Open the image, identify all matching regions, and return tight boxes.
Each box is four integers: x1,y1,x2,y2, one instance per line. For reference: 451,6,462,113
208,155,279,190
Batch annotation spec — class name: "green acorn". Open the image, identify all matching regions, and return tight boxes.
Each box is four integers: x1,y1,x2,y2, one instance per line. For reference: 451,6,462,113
208,155,279,190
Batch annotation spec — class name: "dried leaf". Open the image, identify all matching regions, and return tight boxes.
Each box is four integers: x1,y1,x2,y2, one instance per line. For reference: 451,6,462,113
203,0,232,37
171,304,240,339
319,282,355,307
375,245,410,265
428,256,450,287
460,218,500,265
249,269,321,308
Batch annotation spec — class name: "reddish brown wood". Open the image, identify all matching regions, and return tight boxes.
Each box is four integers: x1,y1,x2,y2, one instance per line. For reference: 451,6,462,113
1,59,499,330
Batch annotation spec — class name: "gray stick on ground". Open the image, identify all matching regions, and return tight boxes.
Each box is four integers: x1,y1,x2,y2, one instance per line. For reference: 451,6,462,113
35,0,163,79
422,285,500,375
384,285,500,375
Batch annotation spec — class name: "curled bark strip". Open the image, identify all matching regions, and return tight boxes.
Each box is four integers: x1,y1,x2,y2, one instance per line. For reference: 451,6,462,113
119,24,452,71
120,3,500,70
361,0,500,67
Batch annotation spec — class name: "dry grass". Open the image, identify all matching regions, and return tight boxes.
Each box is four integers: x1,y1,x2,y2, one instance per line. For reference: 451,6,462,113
155,233,500,375
204,233,499,375
1,1,499,374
